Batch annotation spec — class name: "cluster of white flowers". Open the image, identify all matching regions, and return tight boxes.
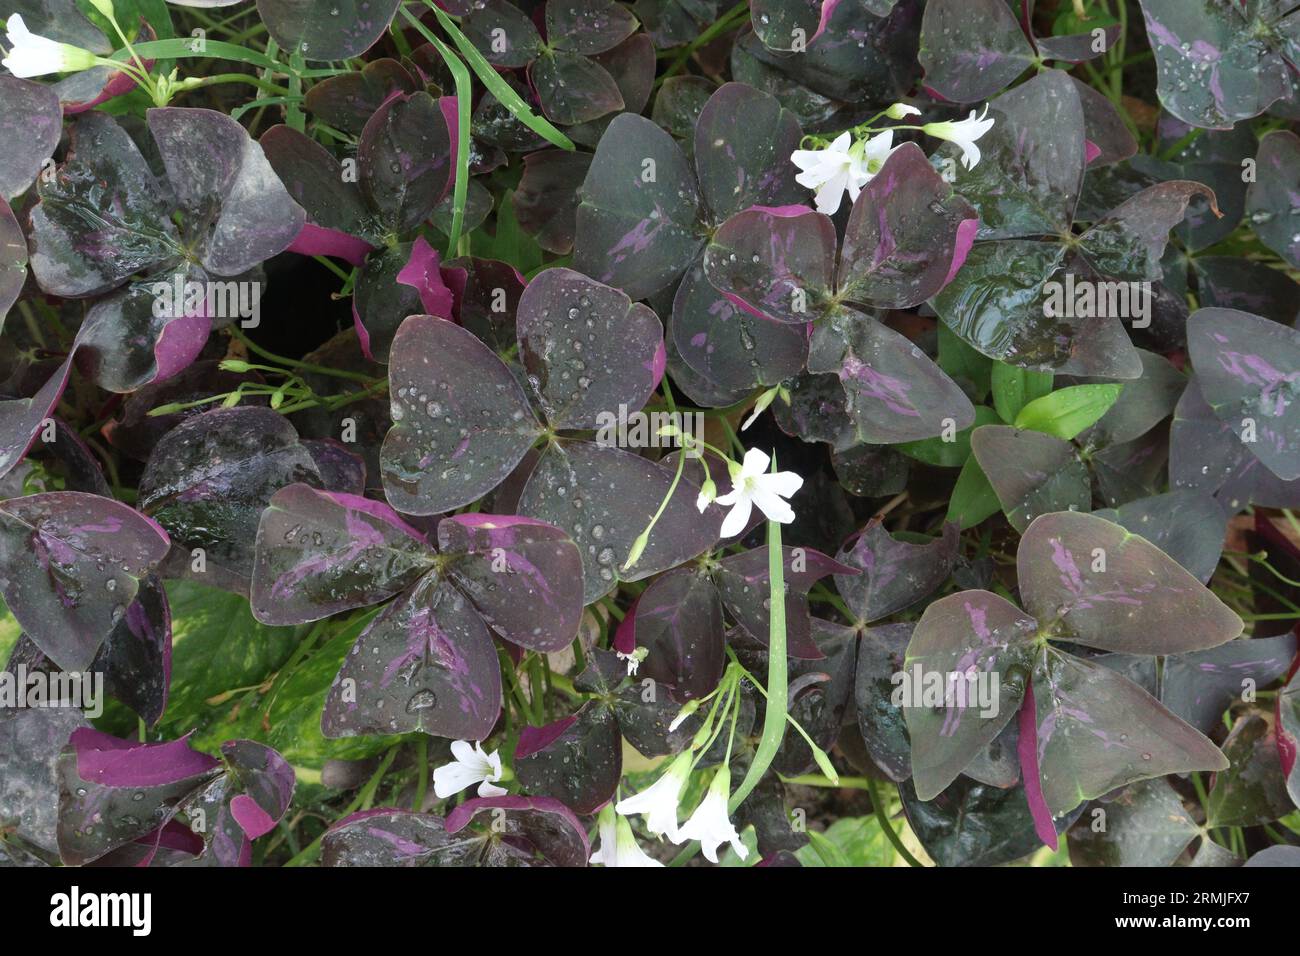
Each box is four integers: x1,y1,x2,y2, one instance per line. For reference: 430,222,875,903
790,102,996,216
615,753,746,864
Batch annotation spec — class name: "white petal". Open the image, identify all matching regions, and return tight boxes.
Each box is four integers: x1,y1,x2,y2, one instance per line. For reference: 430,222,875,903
828,131,853,153
449,739,476,763
756,469,803,499
477,779,508,798
432,762,485,798
719,497,753,539
740,447,771,477
813,169,848,215
751,487,796,524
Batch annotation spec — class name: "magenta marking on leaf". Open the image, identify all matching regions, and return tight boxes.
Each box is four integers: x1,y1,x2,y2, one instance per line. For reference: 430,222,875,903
1084,140,1101,164
515,715,578,758
1017,679,1058,850
71,728,219,788
943,217,979,286
840,355,921,417
397,235,456,318
351,300,375,362
1048,537,1085,596
287,222,373,266
151,313,211,385
230,793,277,840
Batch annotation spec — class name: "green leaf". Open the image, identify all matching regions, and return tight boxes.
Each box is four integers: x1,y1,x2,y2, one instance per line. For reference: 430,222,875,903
262,607,391,772
157,581,302,738
0,596,19,663
991,361,1053,424
945,455,1001,529
896,406,1000,468
795,816,897,867
472,189,544,274
1013,384,1124,439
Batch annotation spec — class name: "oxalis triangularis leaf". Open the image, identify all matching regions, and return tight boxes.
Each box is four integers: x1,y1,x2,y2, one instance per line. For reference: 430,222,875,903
0,0,1297,877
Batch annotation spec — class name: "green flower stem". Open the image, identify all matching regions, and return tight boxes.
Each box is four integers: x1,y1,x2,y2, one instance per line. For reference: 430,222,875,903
227,326,378,384
413,735,429,811
621,448,688,571
657,1,749,85
729,484,789,812
866,776,924,867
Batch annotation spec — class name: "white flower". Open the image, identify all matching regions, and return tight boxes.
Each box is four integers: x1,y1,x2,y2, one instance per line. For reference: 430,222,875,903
432,739,507,799
589,805,664,867
674,771,748,863
714,447,803,539
923,105,996,170
791,130,899,215
790,132,864,215
614,750,692,839
2,14,98,78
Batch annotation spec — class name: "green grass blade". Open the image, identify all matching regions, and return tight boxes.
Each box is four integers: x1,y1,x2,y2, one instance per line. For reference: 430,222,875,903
421,1,574,151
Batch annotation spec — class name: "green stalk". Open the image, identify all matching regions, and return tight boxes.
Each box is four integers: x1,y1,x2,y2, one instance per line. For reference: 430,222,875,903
728,459,789,812
399,7,471,255
419,1,575,151
866,777,924,867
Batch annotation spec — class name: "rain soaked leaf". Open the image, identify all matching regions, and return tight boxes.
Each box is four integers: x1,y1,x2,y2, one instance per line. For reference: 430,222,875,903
444,795,590,867
256,0,402,61
809,308,976,444
1067,779,1199,867
56,728,221,866
139,407,322,585
251,484,435,627
854,622,913,782
1245,131,1300,269
1205,713,1293,829
321,574,503,741
514,703,621,814
0,492,171,671
969,425,1090,533
714,545,854,660
380,315,543,516
0,76,62,200
1161,633,1298,734
918,0,1034,103
1137,0,1297,129
519,440,721,603
1093,491,1226,584
625,567,726,700
516,267,664,430
437,514,584,653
